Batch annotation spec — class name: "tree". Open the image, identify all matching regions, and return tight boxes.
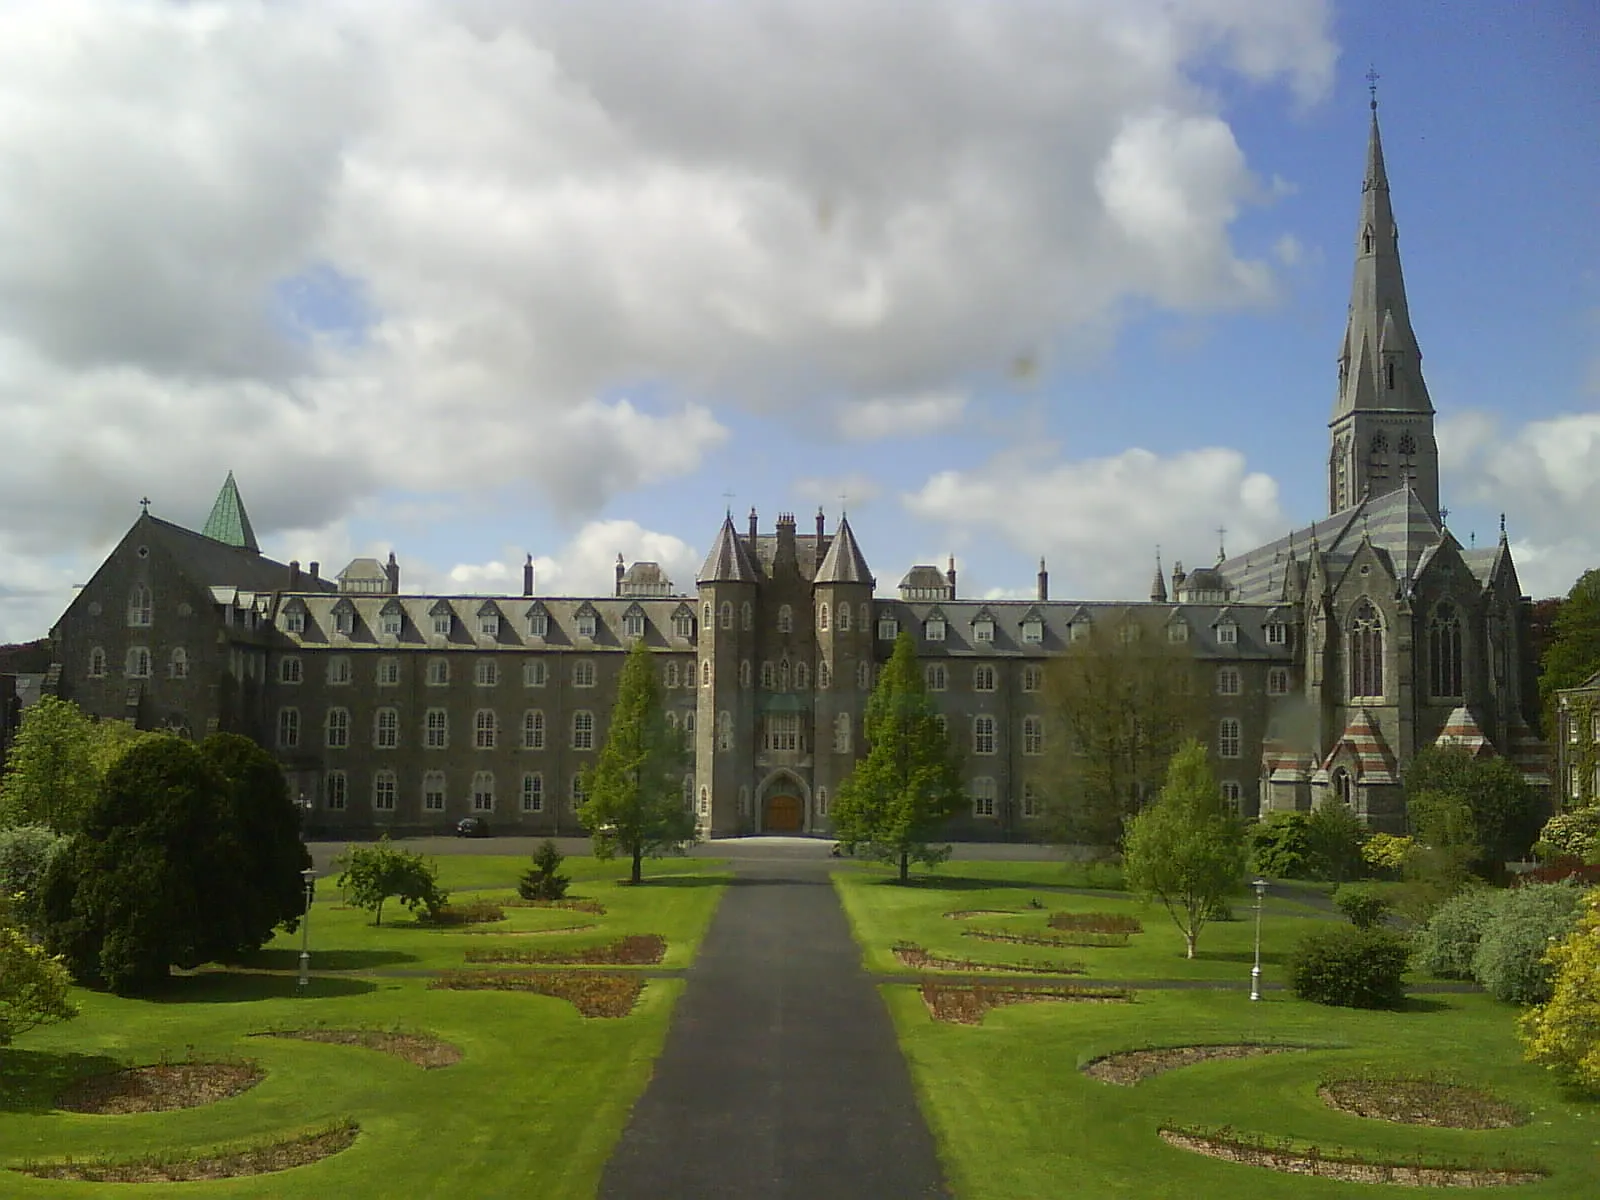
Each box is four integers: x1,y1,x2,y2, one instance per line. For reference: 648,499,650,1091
1403,787,1481,915
1038,619,1208,850
40,735,272,994
1305,798,1369,882
579,640,697,884
0,696,98,833
334,837,447,926
0,824,69,931
1407,745,1542,876
1520,886,1600,1093
519,840,571,901
0,918,76,1045
1539,569,1600,736
832,632,966,883
1122,739,1246,958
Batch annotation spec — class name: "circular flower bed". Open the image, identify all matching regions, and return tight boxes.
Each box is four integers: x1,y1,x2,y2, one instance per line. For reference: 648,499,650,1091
56,1062,264,1114
1082,1044,1307,1086
1319,1077,1525,1128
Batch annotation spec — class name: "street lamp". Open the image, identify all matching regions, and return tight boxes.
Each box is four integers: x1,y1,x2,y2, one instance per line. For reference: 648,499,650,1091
296,868,316,996
1250,877,1269,1001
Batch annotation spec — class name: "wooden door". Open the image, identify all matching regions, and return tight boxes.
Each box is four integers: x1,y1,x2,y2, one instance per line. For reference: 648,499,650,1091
764,793,803,832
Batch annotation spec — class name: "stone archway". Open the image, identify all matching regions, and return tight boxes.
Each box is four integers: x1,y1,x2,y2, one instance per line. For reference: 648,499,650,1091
757,770,811,835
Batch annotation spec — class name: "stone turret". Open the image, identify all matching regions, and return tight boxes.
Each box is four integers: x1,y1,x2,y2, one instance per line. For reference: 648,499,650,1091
696,513,761,836
812,514,875,834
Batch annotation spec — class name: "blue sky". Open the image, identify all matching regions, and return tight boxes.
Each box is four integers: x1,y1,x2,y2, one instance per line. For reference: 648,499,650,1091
0,1,1595,639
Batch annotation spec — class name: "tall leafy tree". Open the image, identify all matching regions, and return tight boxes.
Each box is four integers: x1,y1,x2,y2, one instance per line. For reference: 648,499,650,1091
1123,739,1246,958
1521,886,1600,1094
1038,619,1208,850
832,631,965,883
0,914,76,1045
335,837,447,926
0,696,98,832
579,640,697,884
1407,744,1542,876
1539,568,1600,735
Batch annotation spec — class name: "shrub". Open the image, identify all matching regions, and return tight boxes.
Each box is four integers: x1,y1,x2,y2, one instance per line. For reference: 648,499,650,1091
1306,800,1369,882
334,838,448,926
1362,833,1417,876
1288,925,1410,1009
518,840,570,901
1333,883,1392,929
1532,808,1600,863
1520,887,1600,1093
1412,888,1504,979
418,899,504,926
1472,882,1583,1005
0,825,68,928
1248,811,1313,878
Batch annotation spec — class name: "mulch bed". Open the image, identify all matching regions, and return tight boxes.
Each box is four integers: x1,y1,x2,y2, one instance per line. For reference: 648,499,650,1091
253,1029,461,1069
894,941,1084,975
944,909,1031,920
430,970,643,1017
1083,1044,1306,1086
1047,912,1143,935
464,934,665,966
417,899,506,926
1319,1078,1526,1129
502,898,607,915
15,1121,358,1183
920,980,1132,1024
1158,1128,1544,1187
56,1062,264,1114
451,923,596,936
963,928,1129,949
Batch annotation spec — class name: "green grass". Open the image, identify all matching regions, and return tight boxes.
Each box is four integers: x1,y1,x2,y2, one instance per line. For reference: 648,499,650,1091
0,853,727,1197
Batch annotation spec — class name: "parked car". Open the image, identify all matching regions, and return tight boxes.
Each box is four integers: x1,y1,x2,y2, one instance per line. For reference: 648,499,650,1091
454,816,491,838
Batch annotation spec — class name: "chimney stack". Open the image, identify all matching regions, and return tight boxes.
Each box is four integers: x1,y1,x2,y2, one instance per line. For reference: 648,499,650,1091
288,560,301,591
309,561,320,585
386,551,400,595
816,507,826,542
946,555,957,600
748,506,759,542
615,553,626,596
523,554,534,597
1037,557,1048,601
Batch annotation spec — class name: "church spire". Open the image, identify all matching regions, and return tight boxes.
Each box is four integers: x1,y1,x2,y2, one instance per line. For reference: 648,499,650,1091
1328,90,1440,520
202,471,259,553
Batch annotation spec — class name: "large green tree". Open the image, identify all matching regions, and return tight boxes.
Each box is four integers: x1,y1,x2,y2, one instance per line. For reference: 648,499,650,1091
0,696,98,832
1123,739,1247,959
1038,619,1208,850
0,915,76,1045
1521,886,1600,1094
1539,568,1600,735
832,631,965,883
1407,744,1542,876
579,640,697,884
334,837,447,926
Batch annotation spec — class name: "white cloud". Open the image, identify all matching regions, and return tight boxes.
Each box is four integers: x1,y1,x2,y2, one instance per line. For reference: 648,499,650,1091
792,473,883,509
904,445,1287,600
840,394,967,441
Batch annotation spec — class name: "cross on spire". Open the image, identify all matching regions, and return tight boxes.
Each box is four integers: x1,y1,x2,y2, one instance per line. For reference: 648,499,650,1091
1365,65,1380,111
139,496,151,515
1215,526,1227,562
721,488,735,516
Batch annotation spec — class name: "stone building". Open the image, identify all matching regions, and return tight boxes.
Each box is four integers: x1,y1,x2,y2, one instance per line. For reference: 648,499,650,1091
1555,670,1600,809
44,104,1549,838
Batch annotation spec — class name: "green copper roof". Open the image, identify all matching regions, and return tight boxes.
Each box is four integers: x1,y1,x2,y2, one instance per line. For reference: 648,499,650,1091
202,471,259,552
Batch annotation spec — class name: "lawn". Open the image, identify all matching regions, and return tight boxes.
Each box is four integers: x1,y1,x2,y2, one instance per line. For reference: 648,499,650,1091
0,852,727,1197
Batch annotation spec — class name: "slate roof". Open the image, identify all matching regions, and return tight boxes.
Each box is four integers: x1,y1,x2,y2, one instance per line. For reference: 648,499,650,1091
698,515,762,584
144,514,318,595
201,471,259,552
814,516,874,585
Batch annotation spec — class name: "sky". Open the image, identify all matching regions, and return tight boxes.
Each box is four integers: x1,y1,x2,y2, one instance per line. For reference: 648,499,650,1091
0,0,1595,642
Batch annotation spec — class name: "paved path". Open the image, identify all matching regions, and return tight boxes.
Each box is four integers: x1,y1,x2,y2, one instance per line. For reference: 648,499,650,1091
598,853,950,1200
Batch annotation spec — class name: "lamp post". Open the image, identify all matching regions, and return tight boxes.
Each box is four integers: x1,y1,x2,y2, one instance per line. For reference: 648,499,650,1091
296,868,316,996
1250,877,1269,1001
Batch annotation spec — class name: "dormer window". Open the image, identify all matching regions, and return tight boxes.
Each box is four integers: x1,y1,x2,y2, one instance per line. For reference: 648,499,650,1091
1266,622,1287,646
333,607,355,636
479,614,500,637
1216,622,1238,646
973,616,995,644
624,608,645,639
433,613,452,636
1068,620,1090,643
878,615,898,641
1168,621,1188,644
576,609,597,639
1021,618,1043,645
284,607,306,634
924,614,946,642
380,603,403,637
672,607,694,639
526,606,548,638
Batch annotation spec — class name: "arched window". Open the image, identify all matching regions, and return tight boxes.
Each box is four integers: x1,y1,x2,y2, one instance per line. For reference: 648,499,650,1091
739,659,751,688
698,786,709,815
857,661,871,691
1022,717,1043,756
474,709,498,749
472,771,495,812
1428,602,1463,699
778,660,791,691
741,601,753,631
818,661,831,689
423,771,446,811
834,713,852,754
701,660,711,687
860,604,870,632
720,602,733,630
1385,361,1395,390
127,584,152,627
1349,600,1384,699
717,711,733,751
1333,768,1353,808
523,709,545,750
818,603,830,632
571,710,594,750
838,604,851,632
88,646,106,678
703,602,713,628
521,773,543,812
168,647,188,679
795,662,809,690
373,770,397,811
778,605,793,634
973,716,996,755
375,707,399,748
761,661,774,690
325,707,350,748
126,646,151,678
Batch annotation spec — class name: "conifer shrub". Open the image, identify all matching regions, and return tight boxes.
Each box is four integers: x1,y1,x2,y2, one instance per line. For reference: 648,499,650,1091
1471,882,1583,1005
1288,925,1409,1009
1247,811,1313,878
518,840,571,901
1411,888,1503,979
1333,883,1392,929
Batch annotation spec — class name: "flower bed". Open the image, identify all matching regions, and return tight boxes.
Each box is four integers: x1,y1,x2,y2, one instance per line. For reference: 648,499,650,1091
1159,1126,1544,1187
253,1028,461,1069
920,980,1132,1025
430,970,643,1017
943,909,1032,920
894,941,1085,975
1047,912,1143,935
1318,1076,1525,1129
464,934,666,966
1082,1044,1308,1086
501,897,607,915
56,1061,264,1114
417,899,505,926
15,1121,359,1182
963,927,1129,948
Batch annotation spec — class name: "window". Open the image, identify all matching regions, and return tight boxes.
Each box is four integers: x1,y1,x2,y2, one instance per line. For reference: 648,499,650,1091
377,657,399,686
123,646,150,678
334,608,355,636
527,609,549,638
284,608,306,634
328,656,352,685
702,602,713,629
425,708,448,749
573,775,587,811
624,610,645,638
1168,622,1188,643
761,661,774,690
795,662,809,690
973,716,996,755
926,664,946,691
878,615,898,641
571,710,594,750
701,660,711,687
1022,716,1043,756
522,710,545,750
857,661,871,690
818,603,830,631
381,609,403,636
572,660,596,688
427,657,449,686
925,616,945,641
373,770,397,812
1349,600,1384,699
1022,665,1042,693
280,655,302,684
666,711,679,732
740,659,751,688
278,707,300,749
472,771,494,812
127,584,152,627
973,617,993,644
168,647,188,679
860,604,871,633
833,713,852,754
325,707,350,748
1266,622,1287,646
1021,782,1040,819
971,777,996,817
777,661,791,691
741,601,753,631
1219,718,1241,759
818,661,831,689
1428,602,1463,699
576,610,597,639
673,610,694,639
697,786,709,815
973,665,996,692
717,711,733,752
1216,668,1241,696
816,787,829,816
424,772,446,812
524,659,547,688
767,713,801,753
325,769,347,810
475,659,499,687
88,646,106,677
666,662,680,689
1022,618,1043,645
1220,781,1243,815
1267,668,1290,696
934,714,948,738
479,613,500,638
683,711,695,733
1215,622,1237,645
1069,620,1090,643
374,707,399,749
719,602,733,630
521,773,543,812
433,612,452,636
1569,765,1581,801
838,604,851,632
474,709,497,749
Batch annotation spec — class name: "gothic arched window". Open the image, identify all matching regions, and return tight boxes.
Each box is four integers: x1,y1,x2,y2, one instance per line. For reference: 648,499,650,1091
1349,600,1384,700
1429,602,1463,699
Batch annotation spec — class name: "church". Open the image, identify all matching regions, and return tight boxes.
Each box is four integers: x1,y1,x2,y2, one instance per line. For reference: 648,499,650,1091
43,103,1549,839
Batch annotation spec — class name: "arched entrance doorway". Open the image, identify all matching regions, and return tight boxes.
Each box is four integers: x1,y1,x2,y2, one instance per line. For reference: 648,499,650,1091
757,770,810,834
